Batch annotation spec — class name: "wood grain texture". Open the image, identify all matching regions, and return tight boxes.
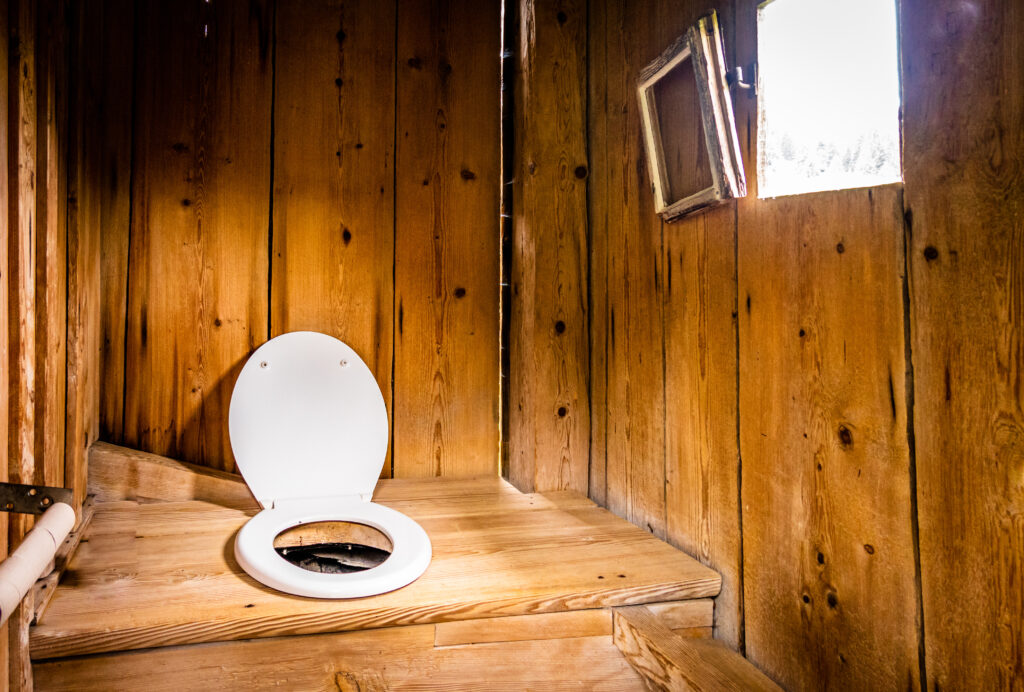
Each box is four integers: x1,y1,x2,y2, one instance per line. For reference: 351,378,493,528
34,626,645,691
9,601,31,691
8,0,38,546
509,0,590,494
100,3,502,479
613,606,781,691
663,199,741,650
94,0,134,445
654,0,741,650
736,189,920,688
0,0,10,678
585,0,742,648
64,0,110,517
733,1,921,687
32,446,720,659
88,441,257,507
901,1,1024,688
123,0,272,472
589,0,667,539
33,0,67,492
585,0,608,509
394,0,500,478
433,608,613,646
271,0,395,474
87,441,513,509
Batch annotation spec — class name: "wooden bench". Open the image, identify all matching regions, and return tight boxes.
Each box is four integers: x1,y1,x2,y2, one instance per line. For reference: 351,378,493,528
30,443,777,690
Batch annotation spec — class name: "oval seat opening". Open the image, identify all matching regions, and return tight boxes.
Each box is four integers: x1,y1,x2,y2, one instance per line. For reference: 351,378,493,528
273,521,392,574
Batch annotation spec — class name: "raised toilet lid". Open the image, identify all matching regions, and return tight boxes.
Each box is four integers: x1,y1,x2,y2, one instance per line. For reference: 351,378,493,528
228,331,388,508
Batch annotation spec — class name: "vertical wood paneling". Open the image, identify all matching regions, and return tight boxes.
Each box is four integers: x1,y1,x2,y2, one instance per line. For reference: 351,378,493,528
7,0,37,545
34,0,66,491
594,0,666,536
394,0,500,478
663,200,741,649
7,1,42,686
96,0,134,445
587,0,741,646
272,0,395,474
902,1,1024,689
509,0,589,494
65,0,110,516
101,2,501,477
736,187,919,690
733,1,921,685
656,0,742,653
124,0,272,471
585,0,608,507
0,0,10,676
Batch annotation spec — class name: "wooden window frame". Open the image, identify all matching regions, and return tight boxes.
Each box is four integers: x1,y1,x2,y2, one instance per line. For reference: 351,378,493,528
637,11,746,221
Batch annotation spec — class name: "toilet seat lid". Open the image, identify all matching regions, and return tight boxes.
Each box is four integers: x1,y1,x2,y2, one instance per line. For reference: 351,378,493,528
228,331,388,508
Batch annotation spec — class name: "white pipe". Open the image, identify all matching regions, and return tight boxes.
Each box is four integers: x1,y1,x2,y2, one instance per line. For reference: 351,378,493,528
0,502,76,626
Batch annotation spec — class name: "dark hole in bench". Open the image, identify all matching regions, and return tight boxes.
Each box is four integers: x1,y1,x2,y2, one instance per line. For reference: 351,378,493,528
275,542,391,574
274,521,392,574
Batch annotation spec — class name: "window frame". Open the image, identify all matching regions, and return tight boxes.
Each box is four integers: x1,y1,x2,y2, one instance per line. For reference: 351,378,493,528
637,11,746,222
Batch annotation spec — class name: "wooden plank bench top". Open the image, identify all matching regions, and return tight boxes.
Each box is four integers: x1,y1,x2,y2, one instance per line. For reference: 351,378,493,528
31,444,721,660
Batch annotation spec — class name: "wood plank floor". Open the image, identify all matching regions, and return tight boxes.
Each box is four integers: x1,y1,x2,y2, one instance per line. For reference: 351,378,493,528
31,448,720,660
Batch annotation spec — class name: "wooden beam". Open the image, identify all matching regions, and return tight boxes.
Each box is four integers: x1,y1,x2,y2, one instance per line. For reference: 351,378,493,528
33,0,67,493
8,0,38,547
613,605,781,691
508,0,590,494
88,441,257,507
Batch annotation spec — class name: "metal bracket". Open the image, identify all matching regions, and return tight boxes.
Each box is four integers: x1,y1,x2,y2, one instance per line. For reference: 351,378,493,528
726,63,756,92
0,483,73,515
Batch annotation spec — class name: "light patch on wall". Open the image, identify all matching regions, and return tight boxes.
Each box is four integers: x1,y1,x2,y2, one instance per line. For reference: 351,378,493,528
757,0,901,198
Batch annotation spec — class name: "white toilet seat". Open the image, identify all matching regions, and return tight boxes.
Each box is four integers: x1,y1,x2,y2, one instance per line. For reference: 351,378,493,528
228,331,432,599
234,497,432,599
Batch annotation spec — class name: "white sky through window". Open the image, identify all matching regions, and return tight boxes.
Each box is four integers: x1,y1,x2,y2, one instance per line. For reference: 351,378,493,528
757,0,902,198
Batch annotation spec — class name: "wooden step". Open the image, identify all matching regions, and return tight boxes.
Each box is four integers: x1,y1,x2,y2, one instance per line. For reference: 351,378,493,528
613,606,782,691
36,604,718,691
31,444,721,663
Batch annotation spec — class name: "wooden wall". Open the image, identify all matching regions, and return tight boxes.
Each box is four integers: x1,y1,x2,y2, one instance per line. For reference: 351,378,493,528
903,1,1024,689
3,0,100,687
513,0,1024,688
97,0,501,477
508,0,590,494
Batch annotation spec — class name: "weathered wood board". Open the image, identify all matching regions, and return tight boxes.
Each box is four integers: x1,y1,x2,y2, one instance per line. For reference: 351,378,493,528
123,0,272,471
394,0,501,479
509,0,591,495
586,0,742,648
902,1,1024,688
35,628,644,691
613,605,781,691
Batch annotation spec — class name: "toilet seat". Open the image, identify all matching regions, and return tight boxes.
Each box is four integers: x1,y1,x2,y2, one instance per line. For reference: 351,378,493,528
228,331,432,599
234,497,431,598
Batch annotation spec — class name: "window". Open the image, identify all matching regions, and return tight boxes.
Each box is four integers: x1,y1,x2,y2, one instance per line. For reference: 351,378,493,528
757,0,901,198
637,11,746,221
